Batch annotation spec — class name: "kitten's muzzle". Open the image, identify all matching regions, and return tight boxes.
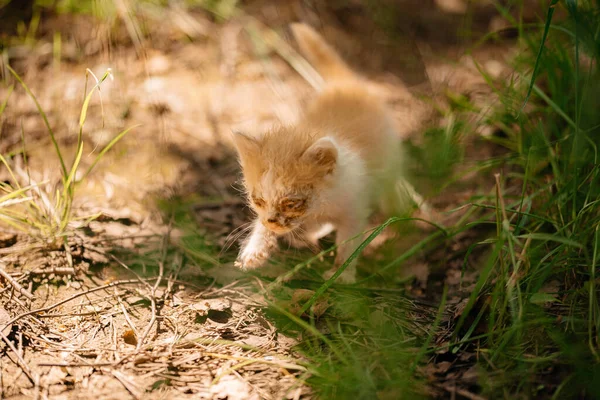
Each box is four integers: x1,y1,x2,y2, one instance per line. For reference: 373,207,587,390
262,216,293,234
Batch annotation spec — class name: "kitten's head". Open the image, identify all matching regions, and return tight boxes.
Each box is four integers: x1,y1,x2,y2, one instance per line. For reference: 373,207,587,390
232,128,338,235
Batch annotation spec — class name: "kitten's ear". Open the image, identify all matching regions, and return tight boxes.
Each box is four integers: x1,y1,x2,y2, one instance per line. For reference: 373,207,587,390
231,131,260,156
301,137,338,175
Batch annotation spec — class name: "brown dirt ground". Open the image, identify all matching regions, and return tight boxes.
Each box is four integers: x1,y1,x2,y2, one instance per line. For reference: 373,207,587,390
0,1,547,398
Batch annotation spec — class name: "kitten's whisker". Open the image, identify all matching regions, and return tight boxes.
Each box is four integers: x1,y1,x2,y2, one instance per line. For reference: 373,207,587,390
230,224,253,246
290,227,318,253
221,228,252,255
221,222,253,254
299,228,321,253
224,222,251,243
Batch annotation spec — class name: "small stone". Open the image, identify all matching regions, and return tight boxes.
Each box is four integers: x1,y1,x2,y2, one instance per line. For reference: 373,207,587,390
147,54,171,75
484,60,504,78
191,298,232,312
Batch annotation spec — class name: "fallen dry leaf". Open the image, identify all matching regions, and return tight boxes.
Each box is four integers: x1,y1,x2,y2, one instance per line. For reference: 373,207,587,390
122,329,138,346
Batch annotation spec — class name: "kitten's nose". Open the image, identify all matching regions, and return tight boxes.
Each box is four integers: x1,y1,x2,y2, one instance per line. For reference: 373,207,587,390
263,215,290,233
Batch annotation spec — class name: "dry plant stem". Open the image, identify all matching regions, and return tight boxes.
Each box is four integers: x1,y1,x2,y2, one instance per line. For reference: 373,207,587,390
8,292,28,311
112,251,165,351
17,332,23,357
0,263,33,300
252,17,323,90
111,245,165,353
0,330,34,384
201,351,305,371
110,369,143,400
494,174,509,222
37,361,116,367
0,243,43,255
231,369,273,400
31,267,75,276
111,253,207,292
14,165,60,227
128,252,163,351
435,383,487,400
136,286,157,352
117,293,139,339
111,317,119,363
4,291,45,327
33,373,40,400
0,279,146,332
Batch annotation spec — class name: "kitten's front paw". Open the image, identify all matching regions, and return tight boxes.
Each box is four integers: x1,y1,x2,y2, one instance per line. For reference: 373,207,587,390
235,248,269,270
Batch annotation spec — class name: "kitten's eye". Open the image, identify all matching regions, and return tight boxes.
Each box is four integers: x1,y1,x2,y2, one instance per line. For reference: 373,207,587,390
281,198,306,211
252,197,266,208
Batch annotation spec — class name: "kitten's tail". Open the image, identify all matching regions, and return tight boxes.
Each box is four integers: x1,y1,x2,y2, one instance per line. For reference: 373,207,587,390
290,23,356,83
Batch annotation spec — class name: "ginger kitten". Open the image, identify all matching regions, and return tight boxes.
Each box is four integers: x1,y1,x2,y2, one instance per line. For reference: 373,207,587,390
232,23,427,282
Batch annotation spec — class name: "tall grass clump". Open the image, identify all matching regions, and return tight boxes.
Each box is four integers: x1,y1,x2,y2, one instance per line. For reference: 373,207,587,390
451,1,600,397
0,67,134,248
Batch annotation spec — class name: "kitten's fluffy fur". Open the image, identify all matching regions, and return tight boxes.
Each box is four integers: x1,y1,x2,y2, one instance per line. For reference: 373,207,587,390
232,23,424,282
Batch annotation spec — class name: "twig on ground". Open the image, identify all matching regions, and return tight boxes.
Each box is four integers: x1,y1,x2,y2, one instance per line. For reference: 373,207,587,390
37,361,116,368
136,260,163,351
0,279,145,332
0,331,34,384
111,253,162,351
0,263,33,300
117,293,139,339
0,243,42,255
435,383,487,400
110,369,143,400
33,372,40,400
30,267,75,276
111,316,120,363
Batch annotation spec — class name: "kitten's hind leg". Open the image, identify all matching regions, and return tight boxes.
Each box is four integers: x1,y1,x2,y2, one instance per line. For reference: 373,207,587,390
307,222,335,244
235,220,278,270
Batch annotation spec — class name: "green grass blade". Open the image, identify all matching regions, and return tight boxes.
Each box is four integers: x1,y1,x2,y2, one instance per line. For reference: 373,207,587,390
6,65,67,178
298,217,420,315
79,69,112,129
516,233,583,248
63,131,84,192
0,214,30,233
590,224,599,360
532,85,577,129
0,184,40,204
0,84,14,117
519,0,560,115
453,239,504,338
80,124,139,181
409,285,448,373
266,299,349,365
0,152,20,189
